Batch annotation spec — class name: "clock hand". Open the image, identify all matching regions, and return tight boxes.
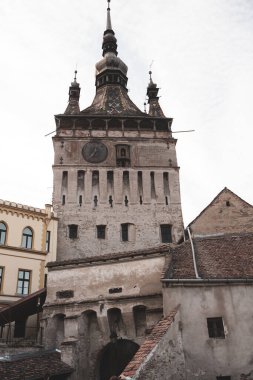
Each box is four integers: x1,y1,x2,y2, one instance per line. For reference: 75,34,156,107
88,147,98,158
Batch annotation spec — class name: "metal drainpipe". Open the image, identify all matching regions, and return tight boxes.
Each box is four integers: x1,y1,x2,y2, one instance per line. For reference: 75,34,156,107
187,227,201,279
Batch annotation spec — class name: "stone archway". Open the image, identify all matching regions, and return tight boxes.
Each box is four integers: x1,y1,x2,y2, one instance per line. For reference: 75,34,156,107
99,339,139,380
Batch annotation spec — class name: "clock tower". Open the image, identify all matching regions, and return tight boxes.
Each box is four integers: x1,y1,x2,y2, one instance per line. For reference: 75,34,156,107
52,3,184,261
45,2,185,379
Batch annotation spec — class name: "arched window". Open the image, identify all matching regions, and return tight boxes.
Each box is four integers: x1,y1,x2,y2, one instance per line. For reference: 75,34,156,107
0,222,7,245
22,227,33,249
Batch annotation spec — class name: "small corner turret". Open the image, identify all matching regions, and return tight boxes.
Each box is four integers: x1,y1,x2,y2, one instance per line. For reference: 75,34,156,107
147,71,165,117
64,70,81,115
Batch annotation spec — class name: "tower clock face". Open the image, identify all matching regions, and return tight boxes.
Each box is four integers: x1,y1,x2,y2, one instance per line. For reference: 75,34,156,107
82,141,108,163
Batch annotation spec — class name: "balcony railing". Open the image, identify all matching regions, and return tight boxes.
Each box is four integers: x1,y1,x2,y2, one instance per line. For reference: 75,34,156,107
0,325,43,346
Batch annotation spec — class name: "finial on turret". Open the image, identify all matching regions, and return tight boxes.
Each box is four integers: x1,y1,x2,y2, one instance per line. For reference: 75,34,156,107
106,0,112,30
146,71,165,117
64,70,81,115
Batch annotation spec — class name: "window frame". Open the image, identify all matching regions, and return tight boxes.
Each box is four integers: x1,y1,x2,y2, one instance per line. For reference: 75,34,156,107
160,224,172,243
97,225,106,239
207,317,225,339
121,223,129,242
0,267,4,293
46,230,51,252
16,269,31,295
21,227,33,249
68,224,78,239
0,222,7,245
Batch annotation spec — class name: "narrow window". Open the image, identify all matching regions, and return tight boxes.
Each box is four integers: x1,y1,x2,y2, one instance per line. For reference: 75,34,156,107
121,223,129,242
77,170,85,190
217,377,231,380
0,222,7,245
97,225,106,239
44,274,48,288
163,172,170,203
46,231,51,252
138,171,143,201
22,227,33,249
160,224,172,243
123,171,129,189
92,171,99,202
62,171,68,189
0,267,4,292
150,172,156,199
17,270,31,295
207,317,225,338
62,195,66,205
79,195,83,206
107,171,114,194
68,225,78,239
14,319,27,338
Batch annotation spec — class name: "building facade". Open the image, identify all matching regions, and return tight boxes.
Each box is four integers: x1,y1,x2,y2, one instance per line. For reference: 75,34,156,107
43,2,184,380
0,200,57,342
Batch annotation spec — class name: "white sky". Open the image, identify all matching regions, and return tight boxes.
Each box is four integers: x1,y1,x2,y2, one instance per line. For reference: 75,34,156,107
0,0,252,226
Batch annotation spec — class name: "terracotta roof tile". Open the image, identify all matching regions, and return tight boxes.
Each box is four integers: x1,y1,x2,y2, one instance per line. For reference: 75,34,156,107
121,310,178,378
168,234,253,279
0,350,73,380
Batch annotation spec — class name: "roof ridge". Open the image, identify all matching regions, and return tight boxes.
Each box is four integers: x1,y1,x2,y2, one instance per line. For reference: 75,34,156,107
121,308,179,378
188,187,253,228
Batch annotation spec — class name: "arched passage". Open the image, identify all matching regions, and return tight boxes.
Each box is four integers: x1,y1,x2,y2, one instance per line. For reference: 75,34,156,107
99,339,139,380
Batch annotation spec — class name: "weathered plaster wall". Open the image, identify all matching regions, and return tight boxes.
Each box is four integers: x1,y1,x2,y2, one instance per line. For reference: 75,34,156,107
46,255,165,305
43,255,166,380
135,311,186,380
163,284,253,379
190,189,253,236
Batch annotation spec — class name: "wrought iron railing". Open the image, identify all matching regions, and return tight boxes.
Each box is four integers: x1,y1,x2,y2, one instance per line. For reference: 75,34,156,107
0,325,43,346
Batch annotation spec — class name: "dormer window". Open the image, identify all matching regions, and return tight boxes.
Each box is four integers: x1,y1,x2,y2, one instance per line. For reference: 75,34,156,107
116,145,130,167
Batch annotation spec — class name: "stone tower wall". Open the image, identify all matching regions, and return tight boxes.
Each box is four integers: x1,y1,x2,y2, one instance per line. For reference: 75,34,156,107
53,130,184,261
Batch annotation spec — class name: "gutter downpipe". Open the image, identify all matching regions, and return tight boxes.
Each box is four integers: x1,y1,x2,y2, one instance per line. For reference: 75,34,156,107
187,226,201,279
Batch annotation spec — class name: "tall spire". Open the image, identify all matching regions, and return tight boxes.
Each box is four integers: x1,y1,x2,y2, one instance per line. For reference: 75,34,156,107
102,0,118,57
64,70,81,115
106,0,112,30
146,71,165,117
81,1,145,116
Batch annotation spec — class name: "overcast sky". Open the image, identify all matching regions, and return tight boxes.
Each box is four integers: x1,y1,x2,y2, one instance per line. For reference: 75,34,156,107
0,0,252,225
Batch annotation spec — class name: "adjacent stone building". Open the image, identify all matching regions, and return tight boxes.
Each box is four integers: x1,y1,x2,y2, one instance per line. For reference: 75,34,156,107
121,188,253,380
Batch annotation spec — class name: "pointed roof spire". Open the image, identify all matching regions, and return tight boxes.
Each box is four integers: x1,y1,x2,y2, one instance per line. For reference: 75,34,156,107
102,0,118,57
64,70,81,115
106,0,112,30
146,71,165,117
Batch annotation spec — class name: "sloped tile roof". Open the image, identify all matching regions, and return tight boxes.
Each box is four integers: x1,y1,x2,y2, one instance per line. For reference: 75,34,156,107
47,244,172,269
121,310,178,378
168,234,253,279
0,350,73,380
